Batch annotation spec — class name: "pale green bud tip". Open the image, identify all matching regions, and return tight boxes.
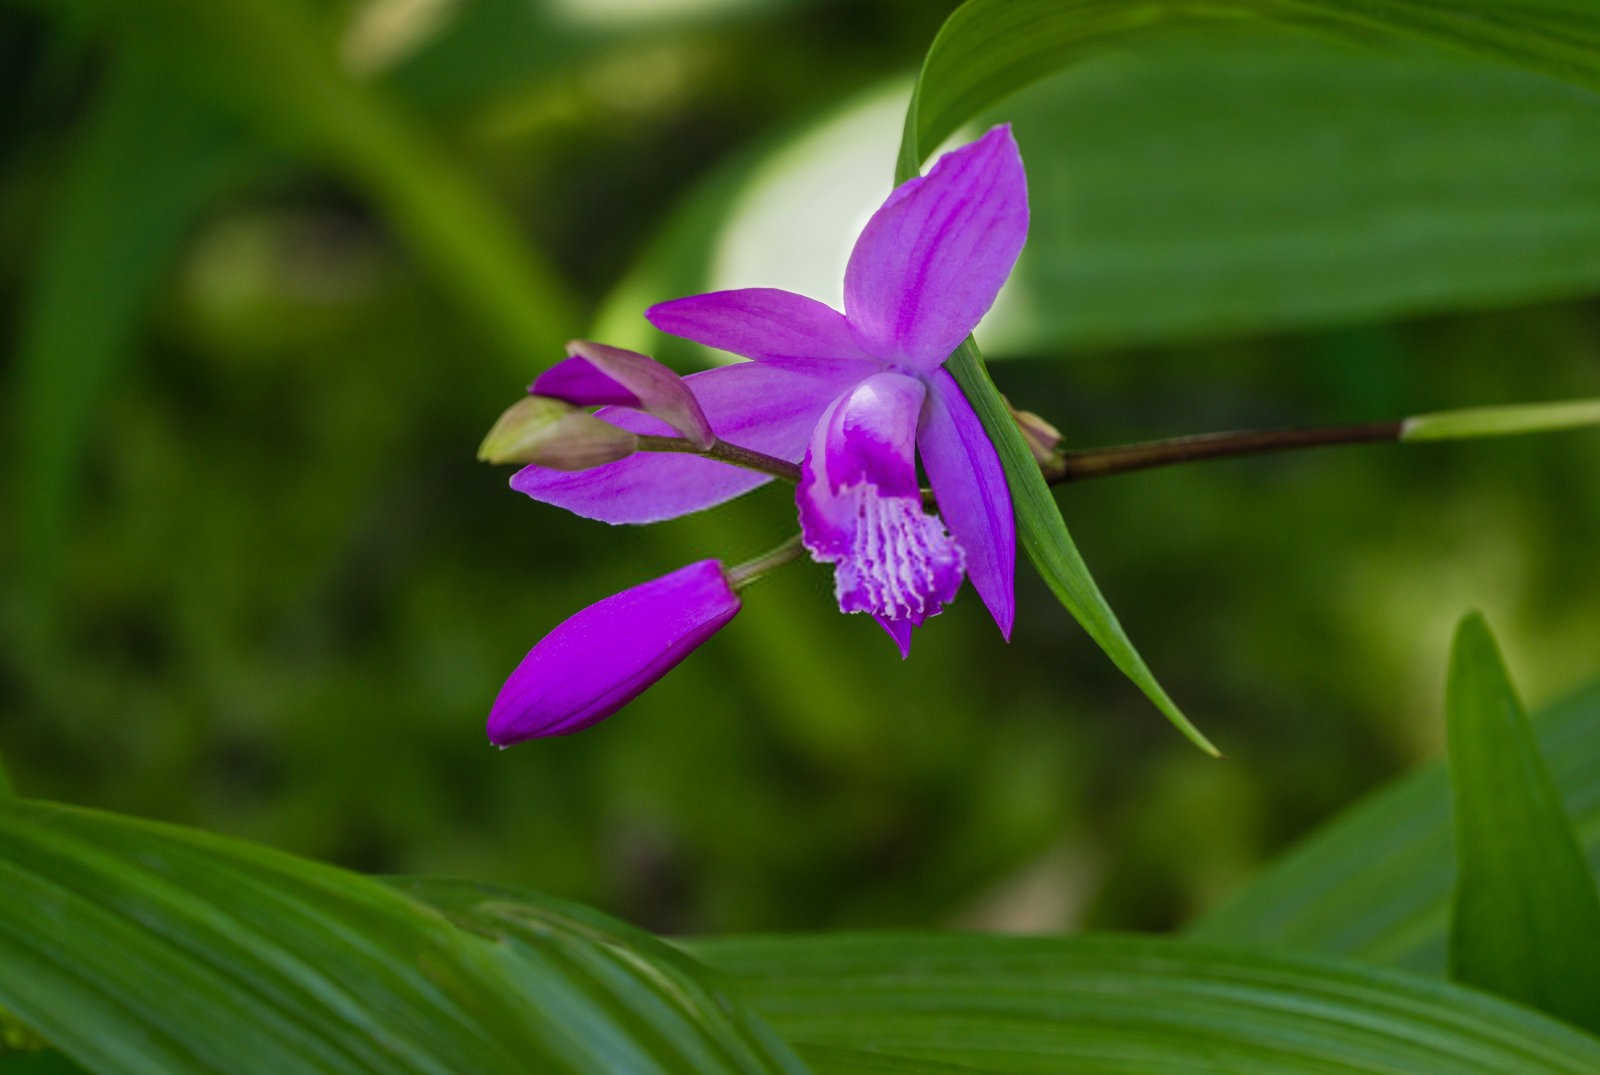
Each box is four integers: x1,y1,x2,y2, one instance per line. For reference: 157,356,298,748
477,395,638,469
1400,398,1600,442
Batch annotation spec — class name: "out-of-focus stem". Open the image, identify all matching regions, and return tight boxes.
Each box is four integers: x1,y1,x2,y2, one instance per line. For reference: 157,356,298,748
727,535,807,589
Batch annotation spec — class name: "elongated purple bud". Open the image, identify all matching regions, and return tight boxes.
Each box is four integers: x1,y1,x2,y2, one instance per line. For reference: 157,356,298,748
534,340,715,449
487,560,740,745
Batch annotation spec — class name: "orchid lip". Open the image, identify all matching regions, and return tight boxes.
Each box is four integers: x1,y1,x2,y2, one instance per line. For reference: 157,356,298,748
797,371,966,652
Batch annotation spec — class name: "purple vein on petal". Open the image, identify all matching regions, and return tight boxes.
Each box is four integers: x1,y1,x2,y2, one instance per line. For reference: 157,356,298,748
647,287,880,366
843,125,1028,370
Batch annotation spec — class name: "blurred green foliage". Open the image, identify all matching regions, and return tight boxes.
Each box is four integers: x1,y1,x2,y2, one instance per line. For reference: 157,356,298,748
1,0,1597,941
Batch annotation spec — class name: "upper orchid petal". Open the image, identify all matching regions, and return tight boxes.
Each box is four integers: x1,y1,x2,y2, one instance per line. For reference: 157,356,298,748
535,340,714,449
843,125,1028,370
916,369,1016,639
647,288,881,366
512,358,871,524
487,559,740,744
798,371,964,652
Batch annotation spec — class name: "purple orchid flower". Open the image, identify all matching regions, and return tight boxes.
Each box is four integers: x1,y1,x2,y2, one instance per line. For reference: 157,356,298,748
513,125,1027,655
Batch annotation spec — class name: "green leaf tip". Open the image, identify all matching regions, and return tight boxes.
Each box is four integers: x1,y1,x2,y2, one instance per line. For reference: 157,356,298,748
1402,398,1600,442
1446,611,1600,1035
946,344,1221,758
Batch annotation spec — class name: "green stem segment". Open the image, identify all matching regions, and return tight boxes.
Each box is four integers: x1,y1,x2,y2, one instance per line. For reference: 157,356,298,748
727,535,808,590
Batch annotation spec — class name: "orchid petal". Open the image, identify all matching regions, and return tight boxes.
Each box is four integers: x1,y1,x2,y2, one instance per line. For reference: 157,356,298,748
917,369,1016,639
512,358,870,523
843,125,1028,370
799,372,964,643
487,560,739,744
647,287,880,366
535,340,714,449
874,615,913,659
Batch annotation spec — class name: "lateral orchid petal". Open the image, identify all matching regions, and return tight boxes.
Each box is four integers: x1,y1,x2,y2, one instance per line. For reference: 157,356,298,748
917,369,1016,639
487,560,739,744
647,287,881,366
843,125,1028,369
512,358,871,523
798,372,964,650
535,340,713,449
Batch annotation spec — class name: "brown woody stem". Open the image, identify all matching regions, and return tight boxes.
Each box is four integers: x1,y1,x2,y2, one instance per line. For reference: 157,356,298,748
1042,421,1404,484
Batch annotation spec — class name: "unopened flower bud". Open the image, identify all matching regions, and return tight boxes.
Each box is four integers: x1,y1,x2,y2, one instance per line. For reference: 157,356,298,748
534,340,715,449
1006,397,1064,467
477,395,638,470
487,560,740,745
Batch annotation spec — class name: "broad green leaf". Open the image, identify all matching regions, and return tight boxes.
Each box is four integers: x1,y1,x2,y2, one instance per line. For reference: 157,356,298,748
687,933,1600,1073
13,48,260,630
982,30,1600,351
0,798,803,1075
396,879,806,1075
1189,680,1600,973
895,0,1600,187
1446,613,1600,1032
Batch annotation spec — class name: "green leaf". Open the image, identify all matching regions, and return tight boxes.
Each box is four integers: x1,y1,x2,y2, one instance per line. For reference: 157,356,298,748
1446,613,1600,1032
946,343,1219,755
0,798,804,1075
395,879,807,1075
687,933,1600,1073
1189,680,1600,974
983,30,1600,351
895,0,1600,188
13,47,260,631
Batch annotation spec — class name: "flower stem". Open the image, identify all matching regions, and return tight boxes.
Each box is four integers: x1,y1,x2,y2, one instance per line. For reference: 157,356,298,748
635,434,803,483
1041,396,1600,482
1044,421,1403,484
727,534,807,590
